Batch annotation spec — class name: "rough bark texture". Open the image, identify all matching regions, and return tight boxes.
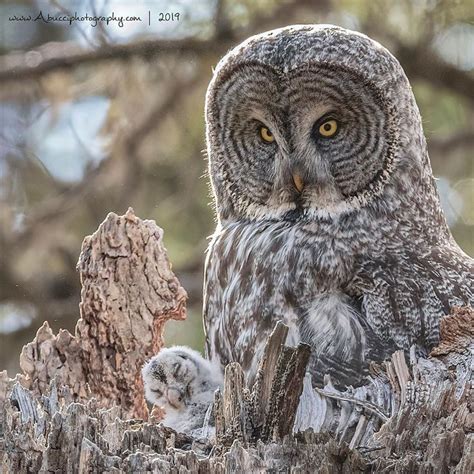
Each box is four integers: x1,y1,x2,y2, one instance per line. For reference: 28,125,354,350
214,322,312,448
0,210,472,473
0,208,187,420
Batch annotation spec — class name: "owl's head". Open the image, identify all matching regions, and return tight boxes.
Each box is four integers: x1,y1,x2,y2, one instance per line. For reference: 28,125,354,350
142,347,205,412
205,25,430,222
142,346,222,414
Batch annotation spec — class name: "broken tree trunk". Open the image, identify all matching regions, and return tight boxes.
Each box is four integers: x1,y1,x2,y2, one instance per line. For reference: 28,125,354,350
0,210,472,473
214,322,311,447
1,208,187,421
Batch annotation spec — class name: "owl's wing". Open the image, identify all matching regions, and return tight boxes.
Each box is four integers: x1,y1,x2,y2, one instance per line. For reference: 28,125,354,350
354,244,474,351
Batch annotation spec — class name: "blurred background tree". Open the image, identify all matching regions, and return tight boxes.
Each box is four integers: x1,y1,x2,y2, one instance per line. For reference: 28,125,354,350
0,0,472,374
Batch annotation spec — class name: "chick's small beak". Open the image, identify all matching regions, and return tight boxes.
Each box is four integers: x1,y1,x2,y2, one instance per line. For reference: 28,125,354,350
166,387,184,408
292,173,304,193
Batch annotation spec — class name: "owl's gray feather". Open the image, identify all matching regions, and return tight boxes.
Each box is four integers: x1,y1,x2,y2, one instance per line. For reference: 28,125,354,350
203,25,474,388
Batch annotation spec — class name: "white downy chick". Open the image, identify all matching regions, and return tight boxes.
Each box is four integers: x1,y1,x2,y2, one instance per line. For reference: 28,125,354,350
142,346,223,435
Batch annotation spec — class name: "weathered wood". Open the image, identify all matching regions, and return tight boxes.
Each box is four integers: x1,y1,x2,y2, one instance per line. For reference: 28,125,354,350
213,325,311,450
0,376,368,473
1,208,186,421
370,307,474,473
273,343,311,440
1,311,472,473
251,321,289,433
222,363,248,444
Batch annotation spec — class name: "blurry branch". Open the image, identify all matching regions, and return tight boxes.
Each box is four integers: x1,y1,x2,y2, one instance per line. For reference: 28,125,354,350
0,246,79,322
124,78,200,158
357,6,474,105
0,68,202,316
117,72,203,209
428,130,474,155
0,37,221,83
1,29,473,108
2,75,201,254
49,0,96,48
214,0,233,39
6,159,109,249
0,0,315,84
395,43,474,105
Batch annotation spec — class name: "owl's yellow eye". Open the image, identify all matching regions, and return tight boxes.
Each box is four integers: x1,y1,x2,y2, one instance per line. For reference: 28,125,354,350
259,126,275,143
318,119,338,137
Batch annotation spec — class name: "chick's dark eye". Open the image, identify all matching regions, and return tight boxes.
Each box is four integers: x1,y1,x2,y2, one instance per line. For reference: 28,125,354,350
154,367,167,384
152,389,163,397
173,363,181,377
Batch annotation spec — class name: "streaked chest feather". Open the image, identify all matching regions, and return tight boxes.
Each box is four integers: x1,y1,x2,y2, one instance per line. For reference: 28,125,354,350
207,220,357,297
204,220,367,378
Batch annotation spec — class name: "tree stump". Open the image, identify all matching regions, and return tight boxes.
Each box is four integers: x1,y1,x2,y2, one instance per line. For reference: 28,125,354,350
0,210,472,473
1,208,187,420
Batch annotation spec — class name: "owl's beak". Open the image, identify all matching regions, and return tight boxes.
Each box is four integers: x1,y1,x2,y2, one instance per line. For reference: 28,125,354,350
292,173,304,193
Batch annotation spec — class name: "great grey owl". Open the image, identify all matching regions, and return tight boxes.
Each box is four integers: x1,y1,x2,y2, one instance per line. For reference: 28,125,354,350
203,25,473,388
142,346,223,434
